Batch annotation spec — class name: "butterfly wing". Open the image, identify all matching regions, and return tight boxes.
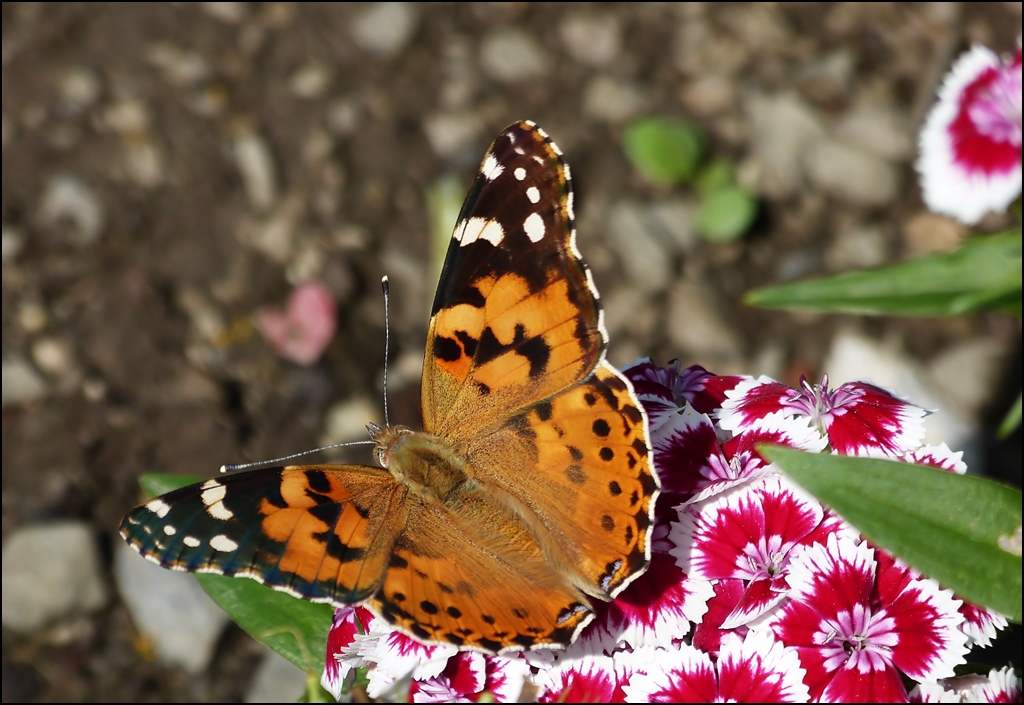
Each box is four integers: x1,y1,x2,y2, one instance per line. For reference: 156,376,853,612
419,121,659,603
422,121,604,441
465,361,657,600
120,465,406,604
370,498,594,652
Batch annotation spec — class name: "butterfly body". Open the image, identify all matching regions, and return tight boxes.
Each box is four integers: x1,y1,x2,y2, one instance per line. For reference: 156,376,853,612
121,121,659,652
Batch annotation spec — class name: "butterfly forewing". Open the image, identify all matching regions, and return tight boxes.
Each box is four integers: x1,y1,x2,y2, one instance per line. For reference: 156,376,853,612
120,466,404,604
422,122,604,440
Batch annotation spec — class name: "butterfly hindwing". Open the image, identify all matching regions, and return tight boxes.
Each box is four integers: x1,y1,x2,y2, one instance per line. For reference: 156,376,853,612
120,465,405,604
370,499,593,652
422,122,604,440
466,361,658,599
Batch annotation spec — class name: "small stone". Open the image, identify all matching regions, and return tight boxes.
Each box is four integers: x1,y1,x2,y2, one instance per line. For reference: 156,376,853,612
18,301,48,333
926,338,1009,419
666,279,744,364
289,62,332,99
648,199,698,252
387,349,424,392
320,396,381,449
36,175,106,245
100,98,150,135
200,1,247,23
176,286,227,342
31,337,74,378
114,541,228,674
2,225,24,262
82,377,108,402
350,2,418,58
582,76,646,123
423,112,483,159
237,193,305,263
479,28,548,83
326,98,361,136
245,650,307,703
123,139,166,189
796,50,855,104
302,129,335,167
604,202,673,294
2,356,47,407
680,74,736,117
285,240,327,284
559,14,621,67
825,225,889,272
803,138,900,206
823,328,972,450
233,128,279,213
902,212,966,256
146,42,211,87
2,521,107,632
58,67,102,115
744,91,825,199
834,107,913,162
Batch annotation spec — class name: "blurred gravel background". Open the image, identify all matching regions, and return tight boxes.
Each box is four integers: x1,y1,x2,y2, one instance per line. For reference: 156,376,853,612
2,3,1021,701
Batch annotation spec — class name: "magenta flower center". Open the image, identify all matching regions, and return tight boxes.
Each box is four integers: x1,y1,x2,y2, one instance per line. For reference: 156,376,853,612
968,64,1023,146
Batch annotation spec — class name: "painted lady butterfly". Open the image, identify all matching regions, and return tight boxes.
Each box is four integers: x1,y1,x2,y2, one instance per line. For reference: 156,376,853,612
120,121,660,653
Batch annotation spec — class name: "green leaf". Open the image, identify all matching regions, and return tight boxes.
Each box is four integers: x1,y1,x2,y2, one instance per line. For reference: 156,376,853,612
761,447,1023,623
998,393,1022,439
745,229,1023,317
196,573,334,674
136,473,335,675
623,117,706,186
695,186,758,243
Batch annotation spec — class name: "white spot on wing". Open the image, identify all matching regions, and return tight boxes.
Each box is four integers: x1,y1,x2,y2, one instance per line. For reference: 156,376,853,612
481,153,504,181
566,191,575,220
163,525,177,536
146,499,171,518
210,534,239,552
201,480,234,520
514,167,527,181
524,213,546,242
183,536,201,548
455,217,504,246
526,186,540,203
514,147,525,155
563,163,571,181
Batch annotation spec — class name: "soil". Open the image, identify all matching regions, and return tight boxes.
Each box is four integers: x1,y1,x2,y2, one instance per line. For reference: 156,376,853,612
2,3,1021,701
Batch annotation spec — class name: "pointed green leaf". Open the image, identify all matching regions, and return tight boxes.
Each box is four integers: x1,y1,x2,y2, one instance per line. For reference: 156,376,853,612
745,229,1022,317
761,447,1022,623
998,393,1022,439
136,473,334,674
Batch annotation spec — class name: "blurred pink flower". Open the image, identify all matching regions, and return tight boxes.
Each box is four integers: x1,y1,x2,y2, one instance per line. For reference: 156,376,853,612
917,43,1022,225
256,280,337,365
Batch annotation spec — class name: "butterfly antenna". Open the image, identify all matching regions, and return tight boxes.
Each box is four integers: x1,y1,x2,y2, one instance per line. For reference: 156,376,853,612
220,440,376,473
381,275,392,428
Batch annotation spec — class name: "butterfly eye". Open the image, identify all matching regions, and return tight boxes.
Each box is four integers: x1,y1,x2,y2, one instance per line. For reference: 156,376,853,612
376,446,388,468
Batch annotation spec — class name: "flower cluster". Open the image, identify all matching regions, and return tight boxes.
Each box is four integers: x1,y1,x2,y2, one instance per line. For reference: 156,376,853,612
320,359,1015,703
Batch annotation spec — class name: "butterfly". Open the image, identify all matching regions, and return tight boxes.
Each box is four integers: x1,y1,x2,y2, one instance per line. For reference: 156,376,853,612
120,120,660,653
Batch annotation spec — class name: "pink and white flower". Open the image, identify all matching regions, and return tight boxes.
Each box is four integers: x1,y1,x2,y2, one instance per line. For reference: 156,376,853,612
917,43,1023,225
622,632,810,703
256,279,337,366
672,475,844,630
770,535,968,703
718,375,928,457
909,665,1022,703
